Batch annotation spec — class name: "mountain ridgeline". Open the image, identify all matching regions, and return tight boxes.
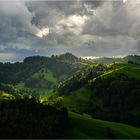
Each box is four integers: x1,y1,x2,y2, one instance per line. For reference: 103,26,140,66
87,55,140,65
0,53,140,138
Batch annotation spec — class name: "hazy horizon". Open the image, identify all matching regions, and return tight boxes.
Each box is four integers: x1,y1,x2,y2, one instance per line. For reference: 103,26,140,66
0,52,139,63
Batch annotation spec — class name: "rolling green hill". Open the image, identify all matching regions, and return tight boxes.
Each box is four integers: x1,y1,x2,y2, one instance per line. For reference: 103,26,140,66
0,53,81,86
86,55,140,65
25,69,57,88
0,91,15,100
87,57,123,65
58,61,140,127
62,112,140,139
102,61,140,78
123,55,140,64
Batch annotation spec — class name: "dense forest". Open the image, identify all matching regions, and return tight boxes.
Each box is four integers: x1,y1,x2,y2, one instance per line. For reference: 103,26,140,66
0,98,68,138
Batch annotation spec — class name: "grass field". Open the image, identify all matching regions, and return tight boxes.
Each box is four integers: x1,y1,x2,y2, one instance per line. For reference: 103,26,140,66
32,69,57,84
101,62,140,78
0,92,15,100
62,112,140,139
15,83,57,103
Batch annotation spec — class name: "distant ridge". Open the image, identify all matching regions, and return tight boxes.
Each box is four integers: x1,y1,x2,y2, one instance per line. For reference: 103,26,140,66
123,55,140,64
53,52,79,62
82,55,140,64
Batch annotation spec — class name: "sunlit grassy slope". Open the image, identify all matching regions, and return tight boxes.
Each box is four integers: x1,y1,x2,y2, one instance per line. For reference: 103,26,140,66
15,83,57,103
0,92,15,100
102,62,140,78
32,69,57,84
62,112,140,139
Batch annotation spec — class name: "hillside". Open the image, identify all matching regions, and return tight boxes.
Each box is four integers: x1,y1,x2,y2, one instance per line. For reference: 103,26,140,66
62,112,140,139
0,53,81,86
58,61,140,127
86,55,140,65
87,57,123,64
54,52,79,62
102,61,140,78
0,53,140,138
123,55,140,64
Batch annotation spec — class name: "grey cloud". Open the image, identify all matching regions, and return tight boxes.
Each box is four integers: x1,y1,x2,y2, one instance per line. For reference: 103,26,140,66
83,1,140,37
0,0,46,56
26,0,102,27
0,0,140,62
0,1,40,36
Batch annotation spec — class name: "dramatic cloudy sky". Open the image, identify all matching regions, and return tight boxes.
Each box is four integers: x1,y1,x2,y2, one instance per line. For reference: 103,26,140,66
0,0,140,62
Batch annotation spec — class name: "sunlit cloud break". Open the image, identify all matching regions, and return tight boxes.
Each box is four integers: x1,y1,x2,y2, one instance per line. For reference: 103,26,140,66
36,27,49,38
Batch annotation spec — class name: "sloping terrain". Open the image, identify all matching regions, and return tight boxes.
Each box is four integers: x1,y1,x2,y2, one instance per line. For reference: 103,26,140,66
0,53,140,138
58,61,140,127
102,61,140,78
62,112,140,139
